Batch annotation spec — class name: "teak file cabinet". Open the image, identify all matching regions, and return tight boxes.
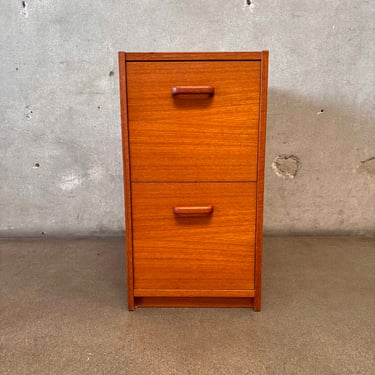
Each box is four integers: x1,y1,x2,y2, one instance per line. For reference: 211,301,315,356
118,52,268,310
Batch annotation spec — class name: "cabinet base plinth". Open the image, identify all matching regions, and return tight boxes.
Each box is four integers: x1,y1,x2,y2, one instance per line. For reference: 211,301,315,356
133,296,257,309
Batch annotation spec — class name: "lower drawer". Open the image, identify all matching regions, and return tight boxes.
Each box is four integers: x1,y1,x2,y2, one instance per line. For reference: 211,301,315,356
131,182,257,294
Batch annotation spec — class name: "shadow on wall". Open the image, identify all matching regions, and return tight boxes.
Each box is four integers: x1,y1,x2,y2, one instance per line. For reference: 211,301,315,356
263,87,375,235
266,87,374,177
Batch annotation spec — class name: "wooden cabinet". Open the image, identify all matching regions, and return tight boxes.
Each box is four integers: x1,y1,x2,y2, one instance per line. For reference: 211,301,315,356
118,52,268,310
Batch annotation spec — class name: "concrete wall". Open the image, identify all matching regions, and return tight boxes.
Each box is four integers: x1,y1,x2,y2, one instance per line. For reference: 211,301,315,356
1,1,374,237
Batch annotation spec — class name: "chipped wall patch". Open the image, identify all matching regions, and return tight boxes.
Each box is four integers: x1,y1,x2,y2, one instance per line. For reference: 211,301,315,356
21,1,28,17
59,173,82,191
244,0,256,12
357,157,375,179
272,155,301,179
25,106,33,120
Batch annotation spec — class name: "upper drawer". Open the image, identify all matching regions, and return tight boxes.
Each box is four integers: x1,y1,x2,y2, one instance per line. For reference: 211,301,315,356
127,61,261,182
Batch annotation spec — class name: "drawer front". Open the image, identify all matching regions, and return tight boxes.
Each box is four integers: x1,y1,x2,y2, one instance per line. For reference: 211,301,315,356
127,61,261,182
132,182,256,292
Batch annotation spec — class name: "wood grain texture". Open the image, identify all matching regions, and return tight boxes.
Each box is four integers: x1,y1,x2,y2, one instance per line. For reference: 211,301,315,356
134,289,255,297
254,51,269,312
118,52,134,310
125,52,262,61
134,297,254,308
127,61,260,182
132,182,256,291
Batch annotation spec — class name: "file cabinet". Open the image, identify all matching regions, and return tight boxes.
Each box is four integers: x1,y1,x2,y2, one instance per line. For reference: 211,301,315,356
118,52,268,310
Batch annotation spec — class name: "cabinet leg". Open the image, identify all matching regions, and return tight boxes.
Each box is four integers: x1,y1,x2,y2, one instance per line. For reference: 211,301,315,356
253,296,261,312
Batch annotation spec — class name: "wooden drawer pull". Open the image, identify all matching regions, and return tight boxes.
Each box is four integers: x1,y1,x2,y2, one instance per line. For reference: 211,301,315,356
173,205,214,216
171,86,215,97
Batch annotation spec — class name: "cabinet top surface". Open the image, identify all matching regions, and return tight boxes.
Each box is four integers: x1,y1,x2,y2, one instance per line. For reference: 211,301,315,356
120,51,268,61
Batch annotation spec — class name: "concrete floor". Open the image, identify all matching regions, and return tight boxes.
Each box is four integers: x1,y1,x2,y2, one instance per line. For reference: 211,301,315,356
0,237,374,375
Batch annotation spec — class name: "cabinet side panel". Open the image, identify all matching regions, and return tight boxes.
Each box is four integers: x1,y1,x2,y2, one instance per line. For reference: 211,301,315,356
254,51,269,311
118,52,134,310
